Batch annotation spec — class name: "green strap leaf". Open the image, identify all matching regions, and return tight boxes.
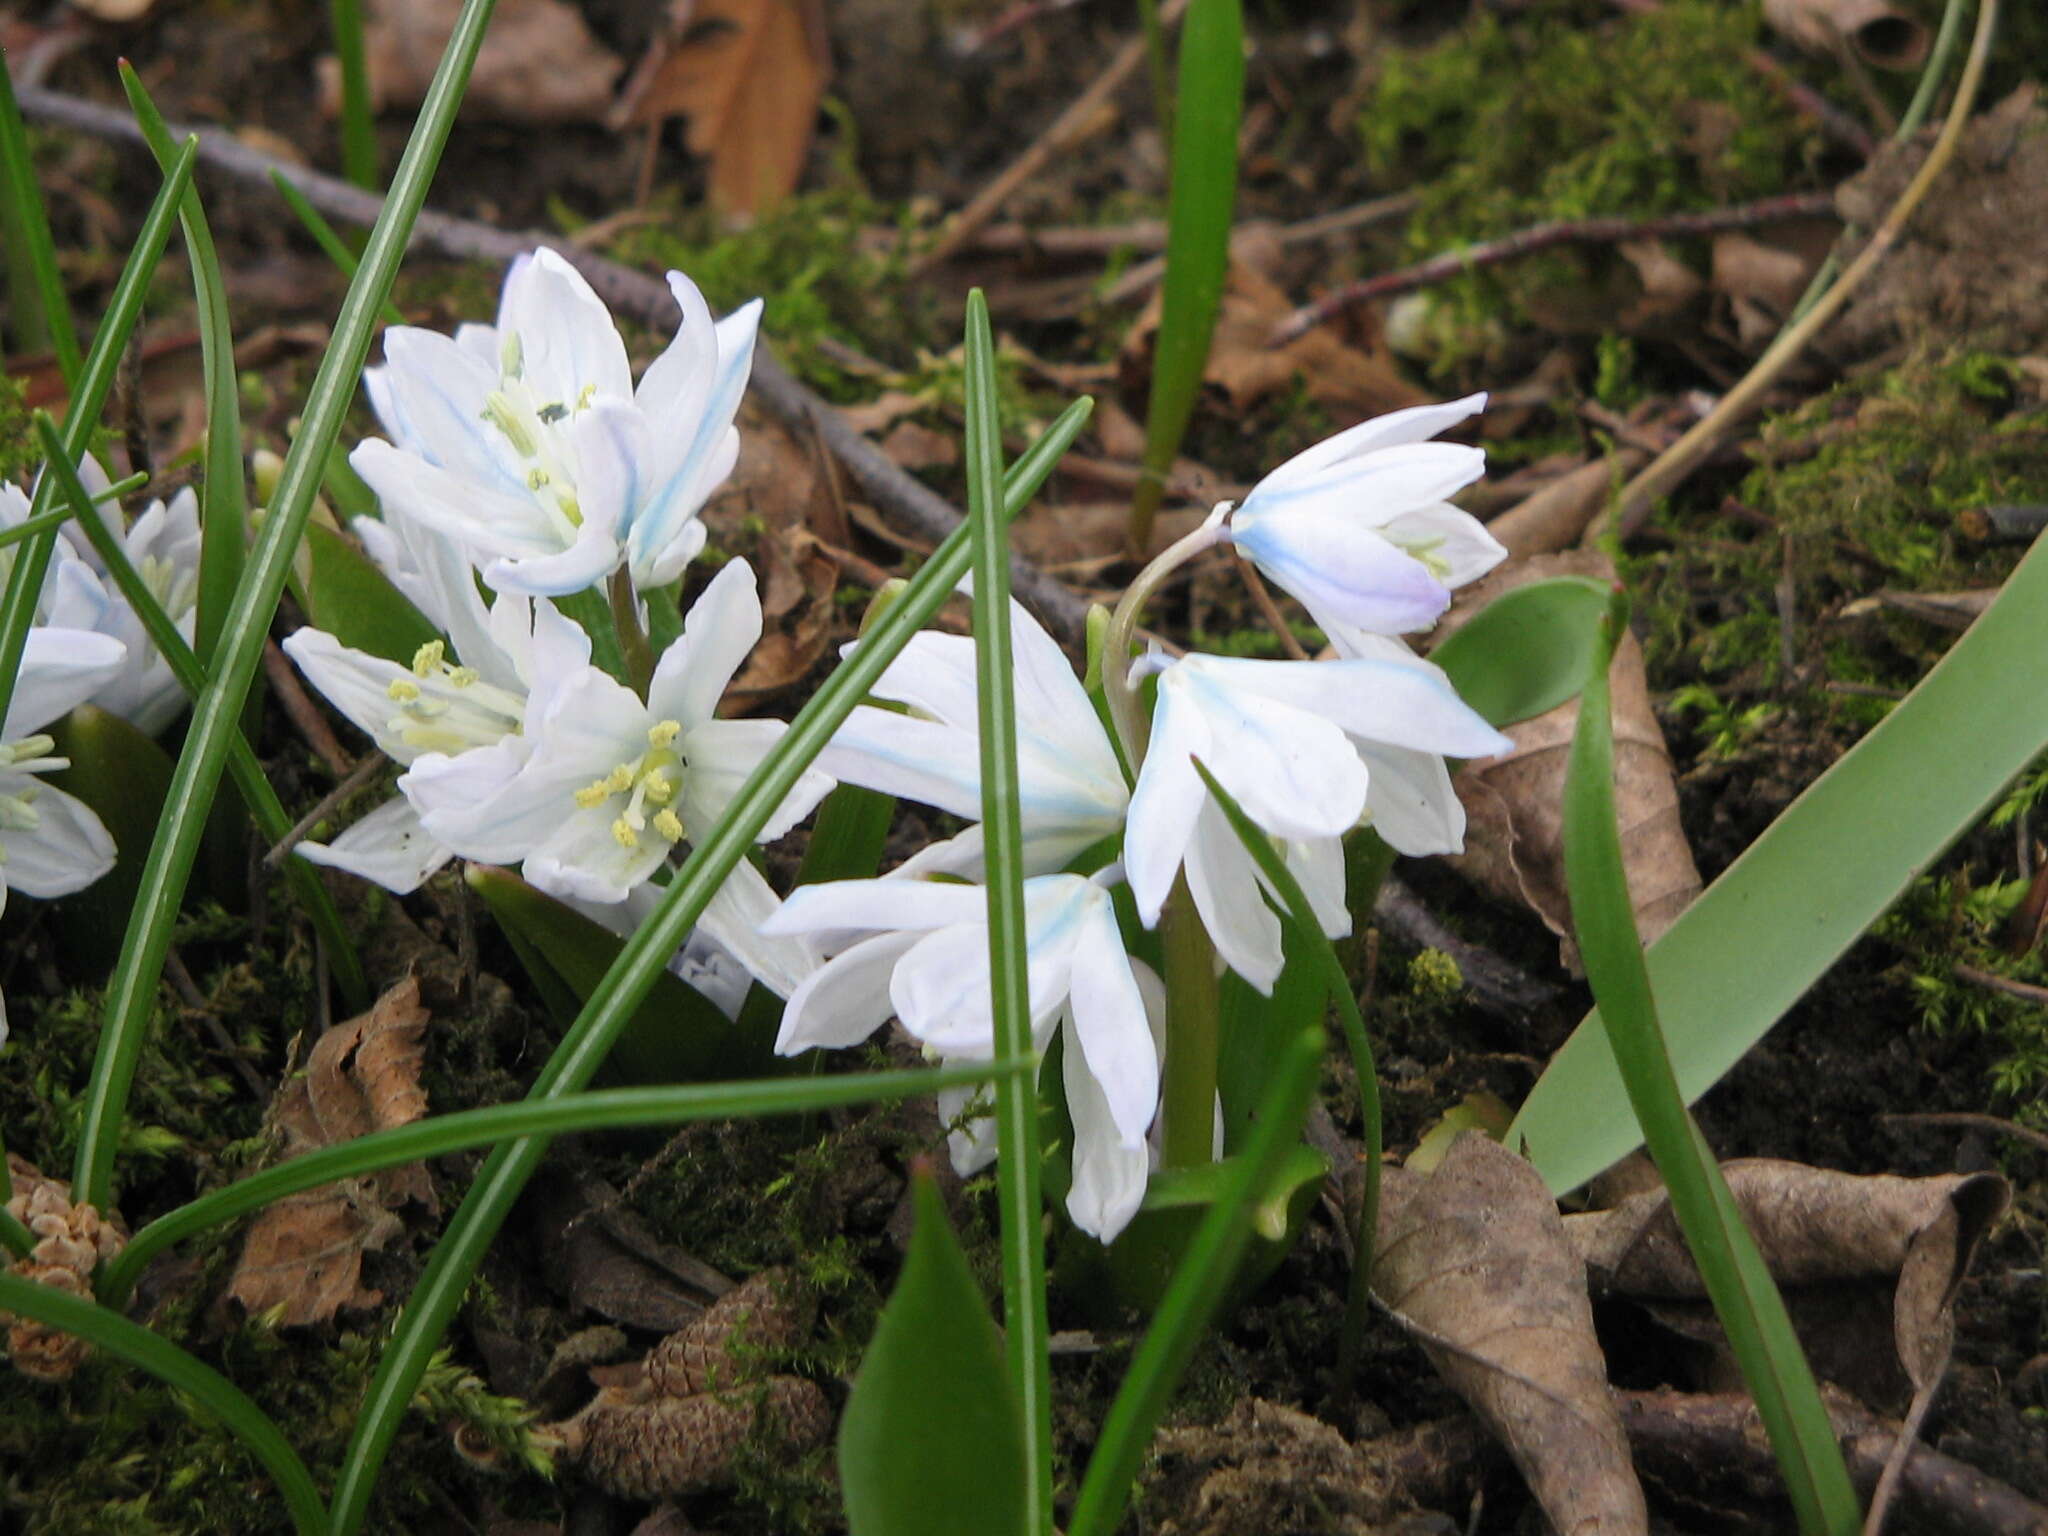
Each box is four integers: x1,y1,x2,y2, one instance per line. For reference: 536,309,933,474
840,1166,1028,1536
1431,575,1612,728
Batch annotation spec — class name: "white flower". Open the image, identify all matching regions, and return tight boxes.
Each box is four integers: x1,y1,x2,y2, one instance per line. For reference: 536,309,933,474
765,869,1161,1240
351,247,760,596
411,558,832,990
1224,394,1506,650
281,590,591,892
816,597,1131,877
2,467,201,736
1123,650,1514,987
0,629,127,1040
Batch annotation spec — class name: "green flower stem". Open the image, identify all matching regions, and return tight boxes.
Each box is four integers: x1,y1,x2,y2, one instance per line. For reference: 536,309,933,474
0,58,81,381
1099,504,1226,769
269,170,406,325
1157,877,1221,1168
99,1062,1024,1310
0,135,196,736
608,567,657,697
0,506,76,554
122,69,245,674
1200,767,1387,1386
1564,594,1859,1535
0,1273,325,1533
70,0,503,1217
328,0,379,189
31,413,369,1009
961,289,1054,1533
1067,1021,1324,1536
327,396,1093,1536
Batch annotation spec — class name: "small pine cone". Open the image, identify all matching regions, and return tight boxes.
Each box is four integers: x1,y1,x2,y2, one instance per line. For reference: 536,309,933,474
3,1156,130,1383
574,1376,831,1500
646,1268,813,1398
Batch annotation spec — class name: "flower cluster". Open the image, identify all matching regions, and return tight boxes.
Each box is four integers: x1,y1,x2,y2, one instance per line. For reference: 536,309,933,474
277,249,1513,1243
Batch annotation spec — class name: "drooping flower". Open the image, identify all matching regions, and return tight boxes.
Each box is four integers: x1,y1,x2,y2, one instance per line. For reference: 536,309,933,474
765,869,1161,1240
408,557,832,993
1224,394,1506,651
350,247,760,596
1122,649,1513,987
816,596,1131,877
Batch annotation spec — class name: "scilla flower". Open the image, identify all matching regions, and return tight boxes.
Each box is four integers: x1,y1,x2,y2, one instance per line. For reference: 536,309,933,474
408,558,832,994
351,247,760,596
1123,649,1514,986
1224,394,1506,650
765,869,1160,1240
0,627,127,1037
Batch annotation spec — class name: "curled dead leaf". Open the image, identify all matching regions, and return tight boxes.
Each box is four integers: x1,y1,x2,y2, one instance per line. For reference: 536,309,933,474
226,978,434,1326
1431,549,1701,968
1762,0,1930,70
1374,1135,1648,1536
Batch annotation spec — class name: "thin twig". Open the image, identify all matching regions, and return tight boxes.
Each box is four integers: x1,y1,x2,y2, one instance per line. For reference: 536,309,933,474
263,753,388,868
1269,191,1837,345
1236,554,1309,660
164,947,271,1100
910,0,1190,275
1951,962,2048,1008
1601,0,2001,540
264,635,353,774
14,81,1098,646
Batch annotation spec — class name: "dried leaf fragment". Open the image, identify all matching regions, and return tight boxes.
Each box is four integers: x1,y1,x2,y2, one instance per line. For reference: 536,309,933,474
614,0,831,221
1374,1135,1648,1536
320,0,624,124
2,1155,128,1381
1431,549,1700,967
227,978,435,1326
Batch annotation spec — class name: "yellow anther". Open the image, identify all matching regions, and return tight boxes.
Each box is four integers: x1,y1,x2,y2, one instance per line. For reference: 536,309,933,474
647,719,682,749
526,468,551,490
411,640,445,677
575,382,597,411
611,817,639,849
605,762,636,794
386,678,422,703
641,771,674,806
449,666,479,687
653,808,683,842
557,493,584,529
574,782,610,808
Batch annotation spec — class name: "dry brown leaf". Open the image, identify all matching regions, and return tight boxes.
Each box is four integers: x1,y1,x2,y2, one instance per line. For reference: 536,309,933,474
1122,259,1427,422
614,0,830,221
1567,1159,2008,1399
531,1170,731,1333
1431,549,1700,967
227,978,434,1325
1374,1135,1648,1536
319,0,623,124
1483,453,1645,562
877,418,958,472
63,0,153,20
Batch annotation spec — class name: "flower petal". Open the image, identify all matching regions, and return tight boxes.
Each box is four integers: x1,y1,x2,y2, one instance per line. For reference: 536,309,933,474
695,857,825,1000
762,875,984,940
295,795,454,894
1063,894,1158,1148
1355,740,1467,857
500,248,632,406
648,558,762,728
6,628,127,737
0,775,114,898
1230,503,1452,635
774,931,921,1053
1123,672,1211,926
1062,1028,1153,1241
1254,393,1485,494
1168,664,1370,842
1184,801,1285,993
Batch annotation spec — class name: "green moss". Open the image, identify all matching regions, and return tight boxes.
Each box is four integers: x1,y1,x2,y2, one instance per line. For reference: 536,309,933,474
1626,347,2048,704
1359,0,1820,367
0,370,34,484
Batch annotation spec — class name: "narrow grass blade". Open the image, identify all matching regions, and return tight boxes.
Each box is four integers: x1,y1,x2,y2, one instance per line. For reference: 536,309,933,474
1195,763,1381,1383
100,1061,1025,1309
0,60,80,381
327,396,1094,1536
121,68,246,671
0,135,196,736
71,0,506,1216
31,414,370,1008
1561,593,1859,1535
328,0,379,189
1065,1022,1324,1536
270,169,404,324
1512,533,2048,1195
0,1274,324,1534
1128,0,1242,551
963,287,1054,1533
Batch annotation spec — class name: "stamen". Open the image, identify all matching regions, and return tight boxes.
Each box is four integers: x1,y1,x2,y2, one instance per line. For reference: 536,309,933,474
387,678,422,703
411,640,446,677
575,782,610,808
647,719,682,749
483,392,540,458
605,762,636,794
641,771,674,806
653,808,683,842
611,817,639,849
